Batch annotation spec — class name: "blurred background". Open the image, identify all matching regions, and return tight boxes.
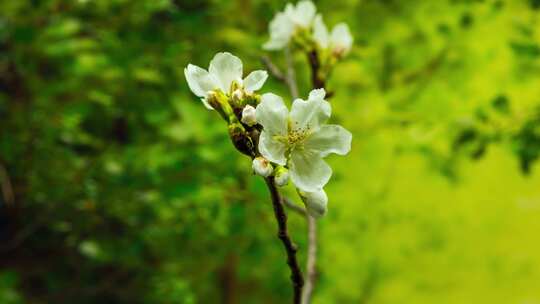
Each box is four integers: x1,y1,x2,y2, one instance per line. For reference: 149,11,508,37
1,0,540,303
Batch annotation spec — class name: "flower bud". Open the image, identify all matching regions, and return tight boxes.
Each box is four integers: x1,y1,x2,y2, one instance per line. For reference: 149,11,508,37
207,91,234,122
228,122,254,156
241,105,257,126
252,157,273,177
232,89,244,103
206,91,220,110
274,166,289,187
299,189,328,218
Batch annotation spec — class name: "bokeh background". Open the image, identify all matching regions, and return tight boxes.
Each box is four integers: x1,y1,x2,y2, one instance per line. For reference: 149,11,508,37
2,0,540,303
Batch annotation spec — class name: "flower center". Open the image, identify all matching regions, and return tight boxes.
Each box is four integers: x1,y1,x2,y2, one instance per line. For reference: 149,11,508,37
288,128,309,145
272,123,312,156
286,120,312,152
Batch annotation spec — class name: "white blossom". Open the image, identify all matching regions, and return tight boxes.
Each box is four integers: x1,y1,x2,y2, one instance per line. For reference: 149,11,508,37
184,52,268,109
252,157,273,177
300,189,328,218
313,15,353,56
241,105,257,126
255,88,352,192
263,0,317,50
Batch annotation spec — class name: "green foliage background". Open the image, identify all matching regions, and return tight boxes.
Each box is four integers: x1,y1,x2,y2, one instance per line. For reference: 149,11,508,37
1,0,540,303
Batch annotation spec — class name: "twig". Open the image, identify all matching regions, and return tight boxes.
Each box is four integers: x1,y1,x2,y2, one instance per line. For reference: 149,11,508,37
261,190,319,304
285,47,299,99
306,50,333,98
301,216,317,304
264,177,304,304
283,197,307,215
261,52,298,99
264,46,321,303
307,50,325,90
283,196,317,304
261,55,286,82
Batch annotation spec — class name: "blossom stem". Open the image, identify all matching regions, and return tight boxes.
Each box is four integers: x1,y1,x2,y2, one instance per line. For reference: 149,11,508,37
301,216,317,304
285,46,299,99
261,56,286,82
261,54,299,100
283,197,307,215
283,197,317,304
264,177,304,304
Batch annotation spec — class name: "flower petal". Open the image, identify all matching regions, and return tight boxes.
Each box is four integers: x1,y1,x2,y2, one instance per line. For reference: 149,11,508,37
259,130,287,165
330,23,353,54
290,88,331,132
304,124,352,157
208,52,243,92
313,15,329,48
184,64,219,99
256,93,289,135
309,88,327,101
264,13,294,51
293,0,316,27
289,150,332,192
200,98,214,110
300,189,328,218
244,70,268,93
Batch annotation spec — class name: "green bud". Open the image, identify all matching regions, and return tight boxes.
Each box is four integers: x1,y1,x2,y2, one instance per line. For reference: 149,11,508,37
207,91,235,122
274,166,289,187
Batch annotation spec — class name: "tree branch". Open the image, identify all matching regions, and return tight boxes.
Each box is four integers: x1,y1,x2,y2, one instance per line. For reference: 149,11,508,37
307,50,324,90
264,176,304,304
263,46,321,303
306,49,333,98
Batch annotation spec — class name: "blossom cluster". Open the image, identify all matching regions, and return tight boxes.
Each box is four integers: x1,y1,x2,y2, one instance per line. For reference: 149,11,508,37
184,1,353,217
264,0,353,58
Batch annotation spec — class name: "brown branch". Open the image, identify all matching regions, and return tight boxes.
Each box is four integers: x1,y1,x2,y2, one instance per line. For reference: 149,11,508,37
307,50,324,89
283,196,317,304
263,45,324,303
286,49,320,304
264,176,304,304
306,50,333,99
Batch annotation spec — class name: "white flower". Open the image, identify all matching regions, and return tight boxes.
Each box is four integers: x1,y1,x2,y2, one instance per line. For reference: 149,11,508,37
252,157,273,177
241,105,257,126
313,15,353,56
263,0,317,50
255,88,352,192
300,189,328,218
274,167,290,187
184,52,268,109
